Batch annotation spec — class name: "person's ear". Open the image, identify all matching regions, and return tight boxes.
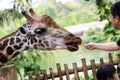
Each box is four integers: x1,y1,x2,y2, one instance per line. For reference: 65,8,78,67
115,15,120,23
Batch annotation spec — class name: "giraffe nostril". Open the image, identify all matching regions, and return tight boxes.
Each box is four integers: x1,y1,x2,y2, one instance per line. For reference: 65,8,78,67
69,33,74,37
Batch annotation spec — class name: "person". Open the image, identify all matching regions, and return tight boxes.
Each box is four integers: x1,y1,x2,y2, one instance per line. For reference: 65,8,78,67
96,64,119,80
0,77,5,80
84,1,120,51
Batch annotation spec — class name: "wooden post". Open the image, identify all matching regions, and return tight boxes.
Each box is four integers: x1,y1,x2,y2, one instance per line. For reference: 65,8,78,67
81,58,89,80
109,53,113,64
43,69,47,80
56,63,63,80
72,63,80,80
64,64,70,80
34,67,41,80
100,58,104,65
49,68,55,80
117,54,120,64
28,71,33,80
1,65,17,80
90,59,97,80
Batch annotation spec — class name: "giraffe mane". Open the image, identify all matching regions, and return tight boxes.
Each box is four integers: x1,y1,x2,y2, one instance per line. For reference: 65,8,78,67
0,30,18,41
40,14,67,32
41,14,59,28
22,8,66,31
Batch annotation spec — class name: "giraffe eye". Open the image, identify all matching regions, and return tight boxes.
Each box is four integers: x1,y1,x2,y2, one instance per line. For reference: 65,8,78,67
35,28,46,34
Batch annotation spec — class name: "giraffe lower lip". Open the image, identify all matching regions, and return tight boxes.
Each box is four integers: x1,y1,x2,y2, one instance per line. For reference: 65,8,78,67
67,43,79,51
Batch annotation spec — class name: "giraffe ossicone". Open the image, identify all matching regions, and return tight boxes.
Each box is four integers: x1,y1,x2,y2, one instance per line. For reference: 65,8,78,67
0,8,82,66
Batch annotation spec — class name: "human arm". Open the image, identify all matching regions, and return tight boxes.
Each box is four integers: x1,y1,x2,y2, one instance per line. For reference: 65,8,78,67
84,42,120,51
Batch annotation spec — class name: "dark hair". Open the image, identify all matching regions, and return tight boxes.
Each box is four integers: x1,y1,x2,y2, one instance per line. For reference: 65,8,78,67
110,1,120,18
96,64,116,80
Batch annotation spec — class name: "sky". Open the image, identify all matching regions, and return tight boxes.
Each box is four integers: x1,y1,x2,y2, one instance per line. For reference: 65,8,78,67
0,0,13,10
0,0,41,10
0,0,71,10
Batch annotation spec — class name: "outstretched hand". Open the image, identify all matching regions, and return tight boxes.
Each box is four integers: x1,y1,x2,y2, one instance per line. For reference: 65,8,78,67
84,43,96,50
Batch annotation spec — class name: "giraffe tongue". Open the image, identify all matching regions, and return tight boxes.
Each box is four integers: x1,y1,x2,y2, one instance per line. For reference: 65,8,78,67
67,42,79,51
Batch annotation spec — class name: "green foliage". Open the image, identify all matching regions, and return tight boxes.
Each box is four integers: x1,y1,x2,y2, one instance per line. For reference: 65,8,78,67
82,28,108,44
0,0,32,27
35,0,98,27
0,0,99,27
0,9,22,27
6,50,42,76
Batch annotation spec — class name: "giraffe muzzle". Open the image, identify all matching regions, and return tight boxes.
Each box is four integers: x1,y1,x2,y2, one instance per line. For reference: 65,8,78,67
66,37,82,52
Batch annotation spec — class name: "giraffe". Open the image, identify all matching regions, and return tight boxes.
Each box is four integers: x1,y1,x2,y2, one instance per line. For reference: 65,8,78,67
0,8,82,66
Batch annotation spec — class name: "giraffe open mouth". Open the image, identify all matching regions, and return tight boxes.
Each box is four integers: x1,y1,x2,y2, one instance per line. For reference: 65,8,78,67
66,42,80,51
66,37,82,52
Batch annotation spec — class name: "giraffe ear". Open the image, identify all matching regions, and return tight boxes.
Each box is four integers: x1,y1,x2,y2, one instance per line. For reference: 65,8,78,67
29,8,37,16
22,11,33,21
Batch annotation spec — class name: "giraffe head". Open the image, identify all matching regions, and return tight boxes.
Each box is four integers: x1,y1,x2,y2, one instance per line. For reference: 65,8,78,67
19,8,82,52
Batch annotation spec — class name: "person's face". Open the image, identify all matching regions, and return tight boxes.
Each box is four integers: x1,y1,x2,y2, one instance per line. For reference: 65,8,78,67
113,72,119,80
110,14,120,30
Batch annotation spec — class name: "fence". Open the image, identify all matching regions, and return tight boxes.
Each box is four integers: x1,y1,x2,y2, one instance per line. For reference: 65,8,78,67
0,53,119,80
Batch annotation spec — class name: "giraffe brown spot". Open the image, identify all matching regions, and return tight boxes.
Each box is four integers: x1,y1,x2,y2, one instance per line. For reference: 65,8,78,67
0,39,9,51
28,42,30,45
24,46,29,50
30,39,33,44
9,37,14,45
6,46,14,55
17,33,20,36
39,44,45,47
19,43,23,46
14,45,21,49
23,39,27,42
44,41,49,46
33,44,37,49
33,38,37,43
23,24,26,27
13,52,20,58
0,54,8,63
16,38,21,43
19,27,26,34
39,40,42,43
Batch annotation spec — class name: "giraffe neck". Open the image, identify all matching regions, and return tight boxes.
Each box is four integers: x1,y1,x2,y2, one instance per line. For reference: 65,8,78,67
0,29,30,66
0,23,56,66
